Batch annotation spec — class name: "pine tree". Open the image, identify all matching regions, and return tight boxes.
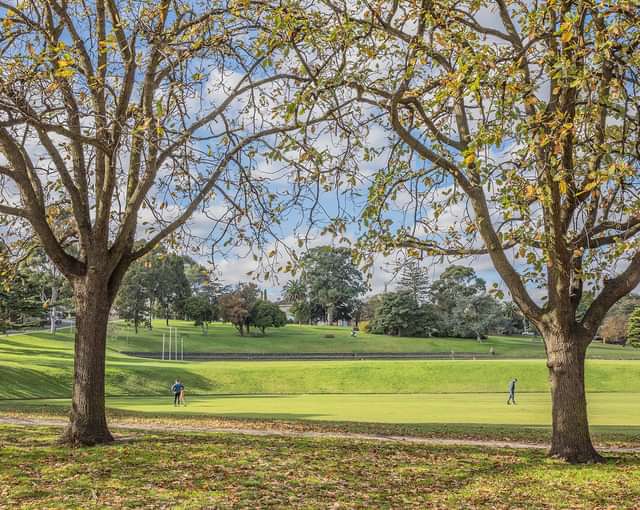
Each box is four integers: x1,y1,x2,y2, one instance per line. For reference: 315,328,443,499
627,307,640,348
396,260,430,304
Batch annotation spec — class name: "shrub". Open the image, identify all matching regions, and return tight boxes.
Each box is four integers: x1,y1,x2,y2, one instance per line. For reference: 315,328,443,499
627,307,640,348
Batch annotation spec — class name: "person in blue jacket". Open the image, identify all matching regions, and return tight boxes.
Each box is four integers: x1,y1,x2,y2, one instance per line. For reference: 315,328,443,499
171,379,183,406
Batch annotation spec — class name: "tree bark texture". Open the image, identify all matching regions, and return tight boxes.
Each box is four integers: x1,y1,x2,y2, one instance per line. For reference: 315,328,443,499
61,273,113,446
546,331,603,463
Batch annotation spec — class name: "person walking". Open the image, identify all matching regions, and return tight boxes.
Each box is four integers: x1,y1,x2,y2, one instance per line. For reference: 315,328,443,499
507,378,517,405
171,379,183,406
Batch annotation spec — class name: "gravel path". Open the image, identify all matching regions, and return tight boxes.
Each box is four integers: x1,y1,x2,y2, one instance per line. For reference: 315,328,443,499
2,415,640,454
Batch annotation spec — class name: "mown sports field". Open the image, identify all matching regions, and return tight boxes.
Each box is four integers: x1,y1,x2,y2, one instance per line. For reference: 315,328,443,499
4,321,640,507
2,320,640,431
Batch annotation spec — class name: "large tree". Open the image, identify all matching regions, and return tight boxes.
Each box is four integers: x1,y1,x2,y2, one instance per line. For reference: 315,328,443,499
25,250,71,334
299,246,367,323
147,250,191,326
368,290,435,337
0,0,335,444
430,266,503,339
267,0,640,462
219,282,260,335
249,299,287,335
0,269,43,329
282,278,306,305
114,262,151,335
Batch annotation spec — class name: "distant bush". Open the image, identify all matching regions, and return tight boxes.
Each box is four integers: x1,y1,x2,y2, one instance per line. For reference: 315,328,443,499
359,321,369,333
324,334,335,338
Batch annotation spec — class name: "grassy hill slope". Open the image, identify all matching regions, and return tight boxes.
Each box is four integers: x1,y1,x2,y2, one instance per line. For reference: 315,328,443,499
1,327,640,399
103,320,638,358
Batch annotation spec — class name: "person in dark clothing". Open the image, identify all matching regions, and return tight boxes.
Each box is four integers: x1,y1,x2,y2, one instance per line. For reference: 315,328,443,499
507,378,517,405
171,379,183,406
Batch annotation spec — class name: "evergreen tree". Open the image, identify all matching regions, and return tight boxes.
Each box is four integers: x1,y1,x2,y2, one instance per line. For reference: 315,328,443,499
184,295,214,335
115,264,151,334
396,260,430,304
368,291,436,337
627,308,640,348
300,246,367,323
430,266,503,339
147,251,191,325
282,279,306,305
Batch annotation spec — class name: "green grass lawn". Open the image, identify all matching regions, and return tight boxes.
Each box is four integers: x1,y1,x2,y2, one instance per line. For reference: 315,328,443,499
6,391,640,427
99,319,638,358
3,326,640,439
3,424,640,509
2,327,640,400
4,326,640,507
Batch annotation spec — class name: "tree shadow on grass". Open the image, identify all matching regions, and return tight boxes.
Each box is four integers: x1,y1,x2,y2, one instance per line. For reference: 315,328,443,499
0,336,73,353
0,366,70,399
0,347,74,360
17,331,74,343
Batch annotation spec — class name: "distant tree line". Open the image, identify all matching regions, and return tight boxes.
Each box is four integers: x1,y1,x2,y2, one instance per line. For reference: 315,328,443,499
219,283,286,336
114,247,208,333
365,265,517,340
113,247,285,336
279,248,524,340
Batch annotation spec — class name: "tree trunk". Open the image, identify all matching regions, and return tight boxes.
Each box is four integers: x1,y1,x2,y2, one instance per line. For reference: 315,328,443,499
61,275,113,446
49,285,59,335
546,331,603,463
50,307,57,335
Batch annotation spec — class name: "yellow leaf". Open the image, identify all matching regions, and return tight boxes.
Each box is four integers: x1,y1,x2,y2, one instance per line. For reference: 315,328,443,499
463,152,476,166
558,180,568,194
58,55,73,68
54,68,75,78
525,185,536,198
561,30,572,43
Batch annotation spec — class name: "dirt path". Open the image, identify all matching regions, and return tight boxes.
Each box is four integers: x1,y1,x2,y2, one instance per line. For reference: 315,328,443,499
2,415,640,454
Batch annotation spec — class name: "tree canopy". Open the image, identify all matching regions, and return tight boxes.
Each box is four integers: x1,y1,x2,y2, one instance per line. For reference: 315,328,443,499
0,0,342,445
261,0,640,462
299,246,367,323
368,290,435,337
249,299,287,335
395,259,430,304
219,282,259,336
430,266,502,339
